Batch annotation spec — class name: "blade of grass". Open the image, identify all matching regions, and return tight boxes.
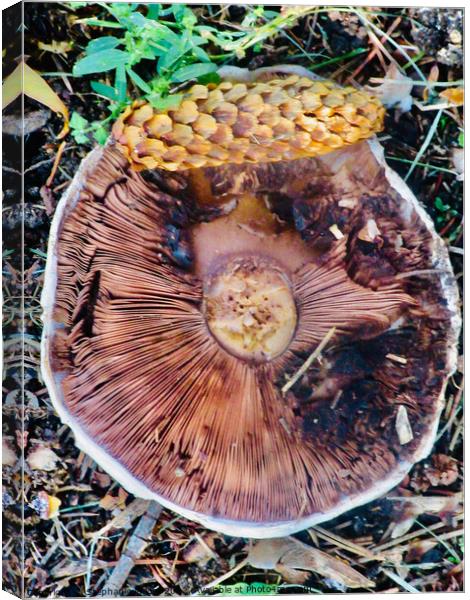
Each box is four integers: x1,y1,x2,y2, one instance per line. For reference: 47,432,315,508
386,155,457,175
405,109,443,181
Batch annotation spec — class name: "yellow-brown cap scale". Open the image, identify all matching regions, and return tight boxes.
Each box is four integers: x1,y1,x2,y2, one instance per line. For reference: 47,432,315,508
112,75,385,171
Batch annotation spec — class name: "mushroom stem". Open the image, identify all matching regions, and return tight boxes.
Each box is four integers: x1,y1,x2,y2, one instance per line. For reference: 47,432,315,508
282,326,336,395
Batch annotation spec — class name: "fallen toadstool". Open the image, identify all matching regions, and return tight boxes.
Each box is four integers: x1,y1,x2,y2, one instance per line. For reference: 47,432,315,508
41,71,460,538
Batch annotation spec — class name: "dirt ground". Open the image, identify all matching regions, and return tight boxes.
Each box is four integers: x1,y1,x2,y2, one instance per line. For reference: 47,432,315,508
2,3,463,597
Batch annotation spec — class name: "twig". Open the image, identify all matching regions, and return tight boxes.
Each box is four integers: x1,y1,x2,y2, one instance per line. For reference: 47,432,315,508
282,327,336,395
101,501,162,595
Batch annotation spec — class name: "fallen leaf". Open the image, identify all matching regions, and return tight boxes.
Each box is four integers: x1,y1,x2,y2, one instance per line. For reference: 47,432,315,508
439,87,464,107
248,538,374,589
367,63,414,112
52,558,110,579
27,446,60,471
389,492,462,538
2,62,69,137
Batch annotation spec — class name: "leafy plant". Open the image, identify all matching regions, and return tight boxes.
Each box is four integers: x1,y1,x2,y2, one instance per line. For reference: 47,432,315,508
68,3,315,145
434,196,459,225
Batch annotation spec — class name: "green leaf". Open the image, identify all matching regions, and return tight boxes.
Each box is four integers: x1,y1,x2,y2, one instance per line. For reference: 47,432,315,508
70,111,90,144
458,131,464,147
73,49,130,76
434,197,450,212
70,111,89,130
157,41,187,73
71,129,90,144
126,66,151,93
147,93,183,111
93,125,109,145
197,71,221,86
170,62,217,83
124,12,147,28
172,4,197,28
85,36,121,55
30,248,48,259
115,63,128,102
90,80,119,101
110,2,138,18
146,4,161,20
192,45,211,62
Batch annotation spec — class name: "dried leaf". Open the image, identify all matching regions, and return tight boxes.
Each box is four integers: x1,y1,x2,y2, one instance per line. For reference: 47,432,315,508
27,446,60,471
439,87,464,107
248,538,374,589
2,62,69,137
2,63,22,110
389,493,462,538
52,558,110,579
390,516,416,539
367,64,414,112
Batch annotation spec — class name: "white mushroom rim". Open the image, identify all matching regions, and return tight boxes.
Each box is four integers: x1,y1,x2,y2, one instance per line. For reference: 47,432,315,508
40,139,460,539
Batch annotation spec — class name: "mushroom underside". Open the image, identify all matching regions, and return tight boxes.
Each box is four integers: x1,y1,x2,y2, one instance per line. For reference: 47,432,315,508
42,140,459,536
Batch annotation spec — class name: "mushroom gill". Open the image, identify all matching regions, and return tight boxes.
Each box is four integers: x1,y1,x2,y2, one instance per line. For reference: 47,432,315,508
42,75,459,537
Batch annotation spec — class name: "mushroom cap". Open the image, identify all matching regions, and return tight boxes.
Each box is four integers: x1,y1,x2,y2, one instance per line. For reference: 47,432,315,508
112,75,385,171
42,84,459,538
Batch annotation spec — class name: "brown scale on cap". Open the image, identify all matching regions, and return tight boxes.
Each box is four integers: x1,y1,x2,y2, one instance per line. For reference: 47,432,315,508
42,75,459,535
112,75,385,171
